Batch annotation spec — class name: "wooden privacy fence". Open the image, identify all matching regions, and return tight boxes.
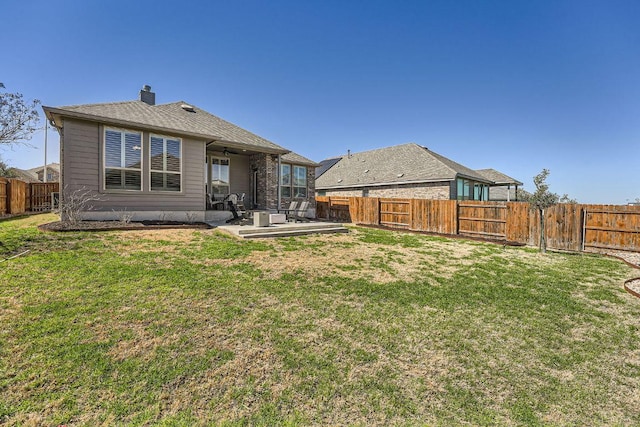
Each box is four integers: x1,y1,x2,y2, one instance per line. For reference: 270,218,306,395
28,182,60,212
0,178,59,216
0,178,7,215
316,196,640,253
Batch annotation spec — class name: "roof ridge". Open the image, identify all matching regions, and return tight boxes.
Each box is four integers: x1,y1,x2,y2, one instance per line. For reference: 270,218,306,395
350,142,420,158
57,100,146,109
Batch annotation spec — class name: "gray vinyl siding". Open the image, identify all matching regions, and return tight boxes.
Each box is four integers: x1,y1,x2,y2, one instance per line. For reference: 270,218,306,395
229,154,251,206
62,118,205,212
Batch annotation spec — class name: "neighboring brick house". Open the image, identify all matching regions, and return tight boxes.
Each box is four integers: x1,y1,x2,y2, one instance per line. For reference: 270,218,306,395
315,143,496,200
43,85,316,222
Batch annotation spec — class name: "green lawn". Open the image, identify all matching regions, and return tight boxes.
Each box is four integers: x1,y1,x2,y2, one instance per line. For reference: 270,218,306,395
1,214,640,426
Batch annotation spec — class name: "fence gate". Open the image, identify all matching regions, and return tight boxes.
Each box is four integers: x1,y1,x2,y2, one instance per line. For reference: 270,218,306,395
583,207,640,252
379,198,411,228
458,201,507,240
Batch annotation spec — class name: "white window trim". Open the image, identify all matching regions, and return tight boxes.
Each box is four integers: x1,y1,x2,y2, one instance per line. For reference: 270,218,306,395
208,155,231,195
149,134,183,193
280,164,307,198
103,127,143,192
292,165,308,198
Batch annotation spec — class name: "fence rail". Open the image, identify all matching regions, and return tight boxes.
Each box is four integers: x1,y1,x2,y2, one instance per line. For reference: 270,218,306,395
0,178,59,216
316,196,640,253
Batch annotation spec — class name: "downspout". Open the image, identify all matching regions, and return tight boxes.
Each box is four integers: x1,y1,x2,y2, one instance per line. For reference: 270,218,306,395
277,154,282,212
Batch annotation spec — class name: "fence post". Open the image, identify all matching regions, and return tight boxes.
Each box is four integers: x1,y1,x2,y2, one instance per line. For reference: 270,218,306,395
581,207,587,252
455,200,459,235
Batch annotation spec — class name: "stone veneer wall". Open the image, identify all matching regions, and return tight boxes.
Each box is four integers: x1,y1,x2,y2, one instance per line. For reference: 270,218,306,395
321,182,451,199
250,153,316,210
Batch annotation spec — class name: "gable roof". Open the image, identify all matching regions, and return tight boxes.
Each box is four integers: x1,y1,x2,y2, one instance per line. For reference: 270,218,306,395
43,100,288,154
28,163,60,174
475,168,523,186
316,143,492,189
281,151,318,167
8,168,39,182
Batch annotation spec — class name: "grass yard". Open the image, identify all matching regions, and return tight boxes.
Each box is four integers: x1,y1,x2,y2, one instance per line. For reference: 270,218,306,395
1,214,640,426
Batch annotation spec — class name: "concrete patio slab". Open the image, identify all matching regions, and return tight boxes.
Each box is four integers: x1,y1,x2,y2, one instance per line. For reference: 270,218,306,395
213,221,349,239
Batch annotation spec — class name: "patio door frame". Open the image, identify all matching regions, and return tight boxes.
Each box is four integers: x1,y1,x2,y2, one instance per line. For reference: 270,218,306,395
205,154,231,196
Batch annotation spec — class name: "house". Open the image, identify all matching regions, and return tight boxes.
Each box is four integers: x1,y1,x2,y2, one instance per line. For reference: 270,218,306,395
8,163,60,183
475,168,523,201
43,85,316,222
315,143,495,200
28,163,60,182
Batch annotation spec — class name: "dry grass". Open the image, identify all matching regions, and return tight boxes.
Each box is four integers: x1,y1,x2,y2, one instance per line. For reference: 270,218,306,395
1,215,640,425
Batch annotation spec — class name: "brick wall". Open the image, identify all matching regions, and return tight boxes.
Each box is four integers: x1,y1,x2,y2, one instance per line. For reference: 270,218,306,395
321,182,450,199
250,153,316,210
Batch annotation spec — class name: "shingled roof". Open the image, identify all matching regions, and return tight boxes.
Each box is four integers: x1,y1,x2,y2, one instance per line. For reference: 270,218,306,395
316,143,492,189
281,151,318,166
475,168,523,186
43,100,288,154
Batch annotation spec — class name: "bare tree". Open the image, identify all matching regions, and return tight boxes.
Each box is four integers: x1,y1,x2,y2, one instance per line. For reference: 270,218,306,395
529,169,559,253
59,186,103,225
0,83,40,145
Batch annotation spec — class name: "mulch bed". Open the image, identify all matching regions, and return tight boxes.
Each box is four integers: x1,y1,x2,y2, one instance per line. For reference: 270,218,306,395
38,220,211,232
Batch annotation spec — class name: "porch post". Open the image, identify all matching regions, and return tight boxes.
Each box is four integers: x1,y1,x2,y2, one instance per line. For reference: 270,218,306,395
277,154,282,212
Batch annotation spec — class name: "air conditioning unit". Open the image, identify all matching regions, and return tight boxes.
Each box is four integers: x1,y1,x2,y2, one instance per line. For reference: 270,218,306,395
51,192,60,210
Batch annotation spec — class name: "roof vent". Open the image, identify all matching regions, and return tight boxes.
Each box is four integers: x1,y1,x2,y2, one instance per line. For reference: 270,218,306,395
337,179,343,183
364,169,369,173
397,173,404,178
181,104,195,112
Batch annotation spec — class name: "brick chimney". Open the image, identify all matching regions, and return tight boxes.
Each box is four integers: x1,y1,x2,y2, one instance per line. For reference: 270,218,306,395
139,85,155,105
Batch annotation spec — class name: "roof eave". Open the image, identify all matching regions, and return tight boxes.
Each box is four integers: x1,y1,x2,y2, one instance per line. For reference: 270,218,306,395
316,178,452,190
455,172,494,184
42,106,289,155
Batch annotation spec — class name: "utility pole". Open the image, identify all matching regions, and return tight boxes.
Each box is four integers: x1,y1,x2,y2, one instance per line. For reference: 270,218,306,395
43,120,48,182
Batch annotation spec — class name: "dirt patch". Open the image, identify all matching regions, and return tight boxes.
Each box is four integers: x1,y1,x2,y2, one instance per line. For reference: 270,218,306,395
38,220,210,232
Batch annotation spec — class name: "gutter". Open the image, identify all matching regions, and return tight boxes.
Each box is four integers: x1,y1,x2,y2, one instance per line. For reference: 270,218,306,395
42,106,289,155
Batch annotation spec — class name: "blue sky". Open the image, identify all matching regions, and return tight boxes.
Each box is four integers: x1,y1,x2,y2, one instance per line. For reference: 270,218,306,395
2,0,639,203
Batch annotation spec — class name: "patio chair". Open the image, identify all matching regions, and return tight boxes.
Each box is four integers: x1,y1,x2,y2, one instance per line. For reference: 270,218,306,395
235,193,246,212
208,193,226,210
292,201,310,222
280,201,299,222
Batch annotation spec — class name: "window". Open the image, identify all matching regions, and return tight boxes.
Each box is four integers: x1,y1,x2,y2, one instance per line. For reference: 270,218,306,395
456,178,489,201
150,135,181,191
209,157,230,194
280,164,307,198
280,164,291,197
104,128,142,190
293,166,307,197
